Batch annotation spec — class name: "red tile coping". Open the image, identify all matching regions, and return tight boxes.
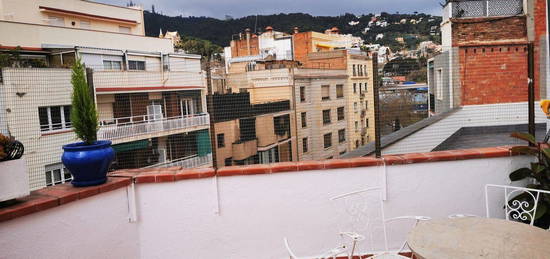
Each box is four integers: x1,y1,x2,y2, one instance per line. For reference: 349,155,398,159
0,146,515,223
0,177,130,223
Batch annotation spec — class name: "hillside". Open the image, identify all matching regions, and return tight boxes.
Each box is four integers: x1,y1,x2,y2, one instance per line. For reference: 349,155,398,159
143,11,442,50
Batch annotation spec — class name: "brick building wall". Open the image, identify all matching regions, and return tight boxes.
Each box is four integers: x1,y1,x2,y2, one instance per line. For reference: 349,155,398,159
451,16,527,46
534,0,547,98
460,45,529,105
230,36,260,58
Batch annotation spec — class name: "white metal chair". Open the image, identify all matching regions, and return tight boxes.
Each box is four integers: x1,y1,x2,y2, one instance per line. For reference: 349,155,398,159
330,187,431,259
485,184,550,226
283,236,356,259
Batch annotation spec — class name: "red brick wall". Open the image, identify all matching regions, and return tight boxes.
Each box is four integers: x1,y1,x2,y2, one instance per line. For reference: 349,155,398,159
293,32,348,69
231,37,259,58
451,16,527,46
460,45,529,105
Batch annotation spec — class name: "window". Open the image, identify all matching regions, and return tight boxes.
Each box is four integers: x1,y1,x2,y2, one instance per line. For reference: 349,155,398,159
358,65,363,76
224,158,233,166
353,64,357,76
362,136,365,146
336,84,344,98
48,16,65,26
365,101,368,110
436,69,443,100
359,83,362,94
300,86,306,102
364,65,368,76
337,107,345,121
38,106,72,132
128,60,146,71
364,82,368,92
302,137,309,153
338,129,346,143
355,121,359,132
103,60,122,70
323,109,331,125
259,147,279,164
366,118,370,128
301,112,307,128
119,26,131,34
217,134,225,148
321,85,330,100
324,133,332,149
356,140,360,149
354,102,358,112
80,20,91,29
45,163,71,186
353,83,357,93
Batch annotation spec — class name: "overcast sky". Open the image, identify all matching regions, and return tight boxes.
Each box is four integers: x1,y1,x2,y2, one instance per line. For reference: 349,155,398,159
97,0,443,18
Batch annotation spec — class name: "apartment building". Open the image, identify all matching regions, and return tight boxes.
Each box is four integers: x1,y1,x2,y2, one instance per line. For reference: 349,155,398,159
0,0,212,189
209,93,295,167
293,29,376,151
224,27,375,160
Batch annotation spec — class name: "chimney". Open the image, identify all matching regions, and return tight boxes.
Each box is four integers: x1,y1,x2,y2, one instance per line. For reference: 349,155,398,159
293,27,299,34
245,28,251,55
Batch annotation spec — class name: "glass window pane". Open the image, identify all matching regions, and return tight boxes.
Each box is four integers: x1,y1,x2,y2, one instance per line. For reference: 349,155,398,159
64,106,72,128
45,171,53,186
50,107,62,130
53,169,62,183
103,60,112,70
38,107,50,131
112,61,122,70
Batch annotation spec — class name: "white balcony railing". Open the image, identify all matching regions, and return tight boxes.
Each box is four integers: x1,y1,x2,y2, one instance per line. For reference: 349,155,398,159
98,113,210,141
145,154,213,169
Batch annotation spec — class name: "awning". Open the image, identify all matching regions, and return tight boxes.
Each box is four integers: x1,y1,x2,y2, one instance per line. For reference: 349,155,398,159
112,140,149,153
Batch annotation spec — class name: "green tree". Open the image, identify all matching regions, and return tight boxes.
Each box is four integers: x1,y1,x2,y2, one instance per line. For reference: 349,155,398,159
70,59,98,145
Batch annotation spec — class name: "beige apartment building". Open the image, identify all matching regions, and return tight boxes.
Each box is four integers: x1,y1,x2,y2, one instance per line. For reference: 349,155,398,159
224,27,376,160
0,0,212,189
209,93,296,167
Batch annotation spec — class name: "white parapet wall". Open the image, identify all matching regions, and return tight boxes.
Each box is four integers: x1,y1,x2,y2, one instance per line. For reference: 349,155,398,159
0,155,533,259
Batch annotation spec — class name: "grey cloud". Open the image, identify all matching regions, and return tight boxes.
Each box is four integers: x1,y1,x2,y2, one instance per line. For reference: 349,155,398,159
96,0,443,18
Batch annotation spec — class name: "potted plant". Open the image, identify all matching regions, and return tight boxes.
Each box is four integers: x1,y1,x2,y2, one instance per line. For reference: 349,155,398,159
508,132,550,229
0,133,28,203
62,59,114,187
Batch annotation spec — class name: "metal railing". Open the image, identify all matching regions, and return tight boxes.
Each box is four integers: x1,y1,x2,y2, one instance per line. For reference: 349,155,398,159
145,154,213,169
98,113,210,141
451,0,523,18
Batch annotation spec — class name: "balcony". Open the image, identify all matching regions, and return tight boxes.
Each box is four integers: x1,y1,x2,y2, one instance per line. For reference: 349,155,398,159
232,139,258,160
145,154,212,169
98,113,210,144
93,71,204,93
0,146,536,258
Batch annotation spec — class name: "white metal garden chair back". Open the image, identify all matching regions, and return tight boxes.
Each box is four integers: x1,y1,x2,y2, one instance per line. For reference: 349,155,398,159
330,187,431,258
330,187,385,256
485,184,550,226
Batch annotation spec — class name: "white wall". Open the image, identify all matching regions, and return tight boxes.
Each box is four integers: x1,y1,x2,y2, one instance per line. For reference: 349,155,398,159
0,155,532,259
383,102,547,155
0,189,139,259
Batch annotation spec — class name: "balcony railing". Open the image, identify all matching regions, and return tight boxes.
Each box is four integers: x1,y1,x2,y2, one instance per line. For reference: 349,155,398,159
98,113,210,141
145,154,213,169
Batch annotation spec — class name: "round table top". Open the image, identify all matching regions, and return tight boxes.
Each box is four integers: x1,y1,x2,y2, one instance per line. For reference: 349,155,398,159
407,217,550,259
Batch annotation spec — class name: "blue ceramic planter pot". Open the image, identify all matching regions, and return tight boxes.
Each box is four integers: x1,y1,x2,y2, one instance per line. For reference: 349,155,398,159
62,140,115,187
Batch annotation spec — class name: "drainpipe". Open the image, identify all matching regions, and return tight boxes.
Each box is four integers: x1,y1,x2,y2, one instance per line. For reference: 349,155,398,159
124,50,129,71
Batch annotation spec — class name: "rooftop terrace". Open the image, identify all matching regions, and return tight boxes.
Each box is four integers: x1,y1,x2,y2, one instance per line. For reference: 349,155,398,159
0,146,533,258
